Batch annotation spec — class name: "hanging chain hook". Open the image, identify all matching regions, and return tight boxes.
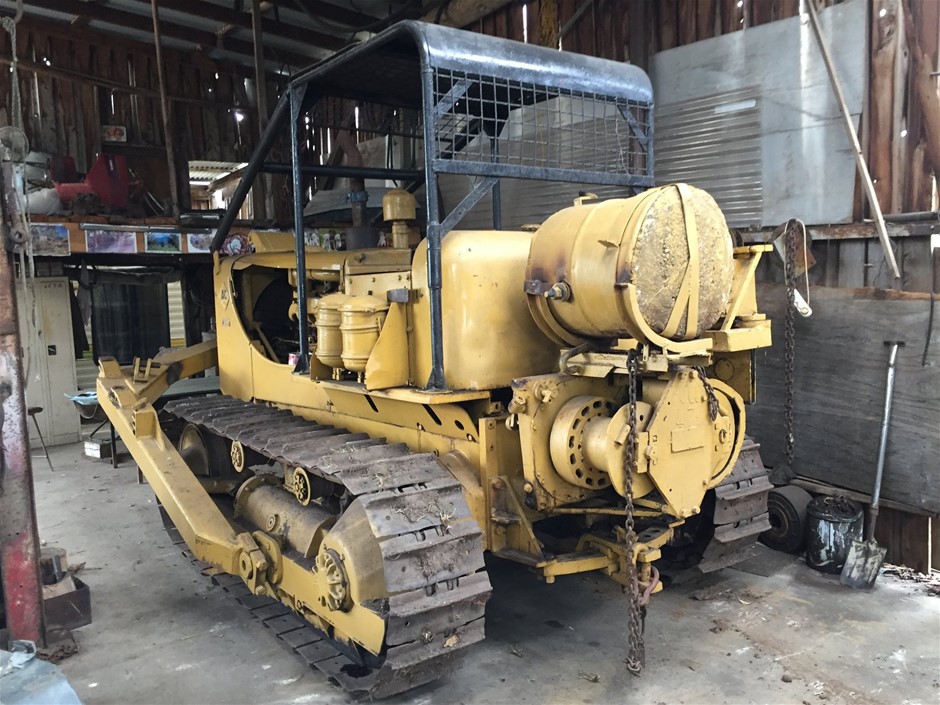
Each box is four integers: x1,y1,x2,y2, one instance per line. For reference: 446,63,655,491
623,349,645,675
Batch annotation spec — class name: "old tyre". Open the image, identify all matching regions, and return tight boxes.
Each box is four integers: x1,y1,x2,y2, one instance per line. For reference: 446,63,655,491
760,485,812,553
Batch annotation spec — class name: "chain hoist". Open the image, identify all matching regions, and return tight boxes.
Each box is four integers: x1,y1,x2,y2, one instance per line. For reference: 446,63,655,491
623,349,645,675
784,221,797,465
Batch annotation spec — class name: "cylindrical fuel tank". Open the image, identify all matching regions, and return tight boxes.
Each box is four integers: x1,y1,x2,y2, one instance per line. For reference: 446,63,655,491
340,295,390,373
314,293,350,369
525,184,734,345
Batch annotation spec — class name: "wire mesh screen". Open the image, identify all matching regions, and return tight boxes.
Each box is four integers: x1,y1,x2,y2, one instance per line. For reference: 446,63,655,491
431,68,653,186
306,98,423,140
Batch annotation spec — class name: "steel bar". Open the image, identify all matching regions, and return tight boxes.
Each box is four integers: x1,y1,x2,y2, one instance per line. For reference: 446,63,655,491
439,177,498,235
431,159,654,188
250,0,270,222
290,85,311,372
421,63,446,390
870,341,904,536
0,163,46,645
559,0,595,39
804,0,900,279
259,164,423,182
151,0,180,218
490,138,502,230
211,93,291,251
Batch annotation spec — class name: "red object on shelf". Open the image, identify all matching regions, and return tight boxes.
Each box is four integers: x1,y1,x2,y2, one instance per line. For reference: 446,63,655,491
55,153,130,209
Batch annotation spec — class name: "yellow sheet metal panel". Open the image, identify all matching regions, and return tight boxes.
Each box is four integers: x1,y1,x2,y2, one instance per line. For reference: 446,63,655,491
412,230,561,390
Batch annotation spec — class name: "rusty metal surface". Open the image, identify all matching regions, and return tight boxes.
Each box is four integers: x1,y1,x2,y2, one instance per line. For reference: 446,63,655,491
164,394,491,697
0,164,46,645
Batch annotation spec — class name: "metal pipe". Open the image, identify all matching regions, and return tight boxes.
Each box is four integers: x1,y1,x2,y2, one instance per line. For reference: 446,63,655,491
805,0,900,279
421,64,446,390
290,86,310,372
869,340,904,539
490,136,502,230
882,210,940,223
259,163,422,181
250,0,269,222
151,0,180,218
0,163,46,645
211,93,291,252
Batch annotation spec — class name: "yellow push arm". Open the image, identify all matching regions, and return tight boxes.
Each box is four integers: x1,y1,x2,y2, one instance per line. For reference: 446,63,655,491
96,352,268,590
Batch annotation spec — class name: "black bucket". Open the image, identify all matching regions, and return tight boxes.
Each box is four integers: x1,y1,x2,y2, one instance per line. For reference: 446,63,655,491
805,497,863,574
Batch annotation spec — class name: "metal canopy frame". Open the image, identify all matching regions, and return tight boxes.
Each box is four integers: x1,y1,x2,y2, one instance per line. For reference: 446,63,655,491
211,20,655,390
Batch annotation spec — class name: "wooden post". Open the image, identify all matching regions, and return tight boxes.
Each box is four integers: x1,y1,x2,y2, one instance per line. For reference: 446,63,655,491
151,0,180,218
805,0,900,280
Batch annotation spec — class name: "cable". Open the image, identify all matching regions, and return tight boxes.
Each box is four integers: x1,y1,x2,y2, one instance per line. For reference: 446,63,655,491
923,246,936,366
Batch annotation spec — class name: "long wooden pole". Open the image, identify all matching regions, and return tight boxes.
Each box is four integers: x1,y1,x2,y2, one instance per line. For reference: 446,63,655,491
805,0,900,279
151,0,180,218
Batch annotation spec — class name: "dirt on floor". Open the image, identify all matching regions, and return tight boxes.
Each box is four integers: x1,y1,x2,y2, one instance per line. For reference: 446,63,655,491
28,443,940,705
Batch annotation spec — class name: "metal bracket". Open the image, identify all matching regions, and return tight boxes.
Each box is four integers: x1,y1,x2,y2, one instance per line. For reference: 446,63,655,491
439,176,498,236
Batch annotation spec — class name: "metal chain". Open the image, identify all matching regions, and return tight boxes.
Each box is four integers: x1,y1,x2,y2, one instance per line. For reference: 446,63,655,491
693,366,719,421
784,221,797,465
623,349,645,675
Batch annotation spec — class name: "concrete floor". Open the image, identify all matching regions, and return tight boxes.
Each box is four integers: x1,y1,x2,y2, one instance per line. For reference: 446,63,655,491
32,443,940,705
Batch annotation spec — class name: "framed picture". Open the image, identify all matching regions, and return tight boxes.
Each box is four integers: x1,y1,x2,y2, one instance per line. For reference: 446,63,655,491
186,232,213,253
30,224,70,256
145,231,181,254
85,230,137,254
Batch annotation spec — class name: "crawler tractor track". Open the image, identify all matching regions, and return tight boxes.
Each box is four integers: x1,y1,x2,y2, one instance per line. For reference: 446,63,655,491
161,394,491,698
698,439,773,572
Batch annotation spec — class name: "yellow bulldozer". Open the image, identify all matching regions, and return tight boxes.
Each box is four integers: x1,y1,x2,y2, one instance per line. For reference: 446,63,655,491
98,22,772,697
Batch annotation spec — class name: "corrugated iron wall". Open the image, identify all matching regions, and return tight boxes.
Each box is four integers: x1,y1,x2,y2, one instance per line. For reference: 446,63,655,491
474,0,938,219
655,88,763,228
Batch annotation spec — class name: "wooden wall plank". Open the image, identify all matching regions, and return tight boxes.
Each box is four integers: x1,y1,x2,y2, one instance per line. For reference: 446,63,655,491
874,507,930,573
0,18,256,174
659,0,679,51
748,283,940,514
836,240,868,288
932,516,940,572
676,0,698,46
720,0,740,35
696,0,717,41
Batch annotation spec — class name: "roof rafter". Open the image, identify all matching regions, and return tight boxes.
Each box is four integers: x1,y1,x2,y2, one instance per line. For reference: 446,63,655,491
121,0,346,51
15,0,325,69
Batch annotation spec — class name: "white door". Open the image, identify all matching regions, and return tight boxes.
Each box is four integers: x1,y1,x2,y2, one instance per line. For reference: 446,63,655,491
18,277,80,447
